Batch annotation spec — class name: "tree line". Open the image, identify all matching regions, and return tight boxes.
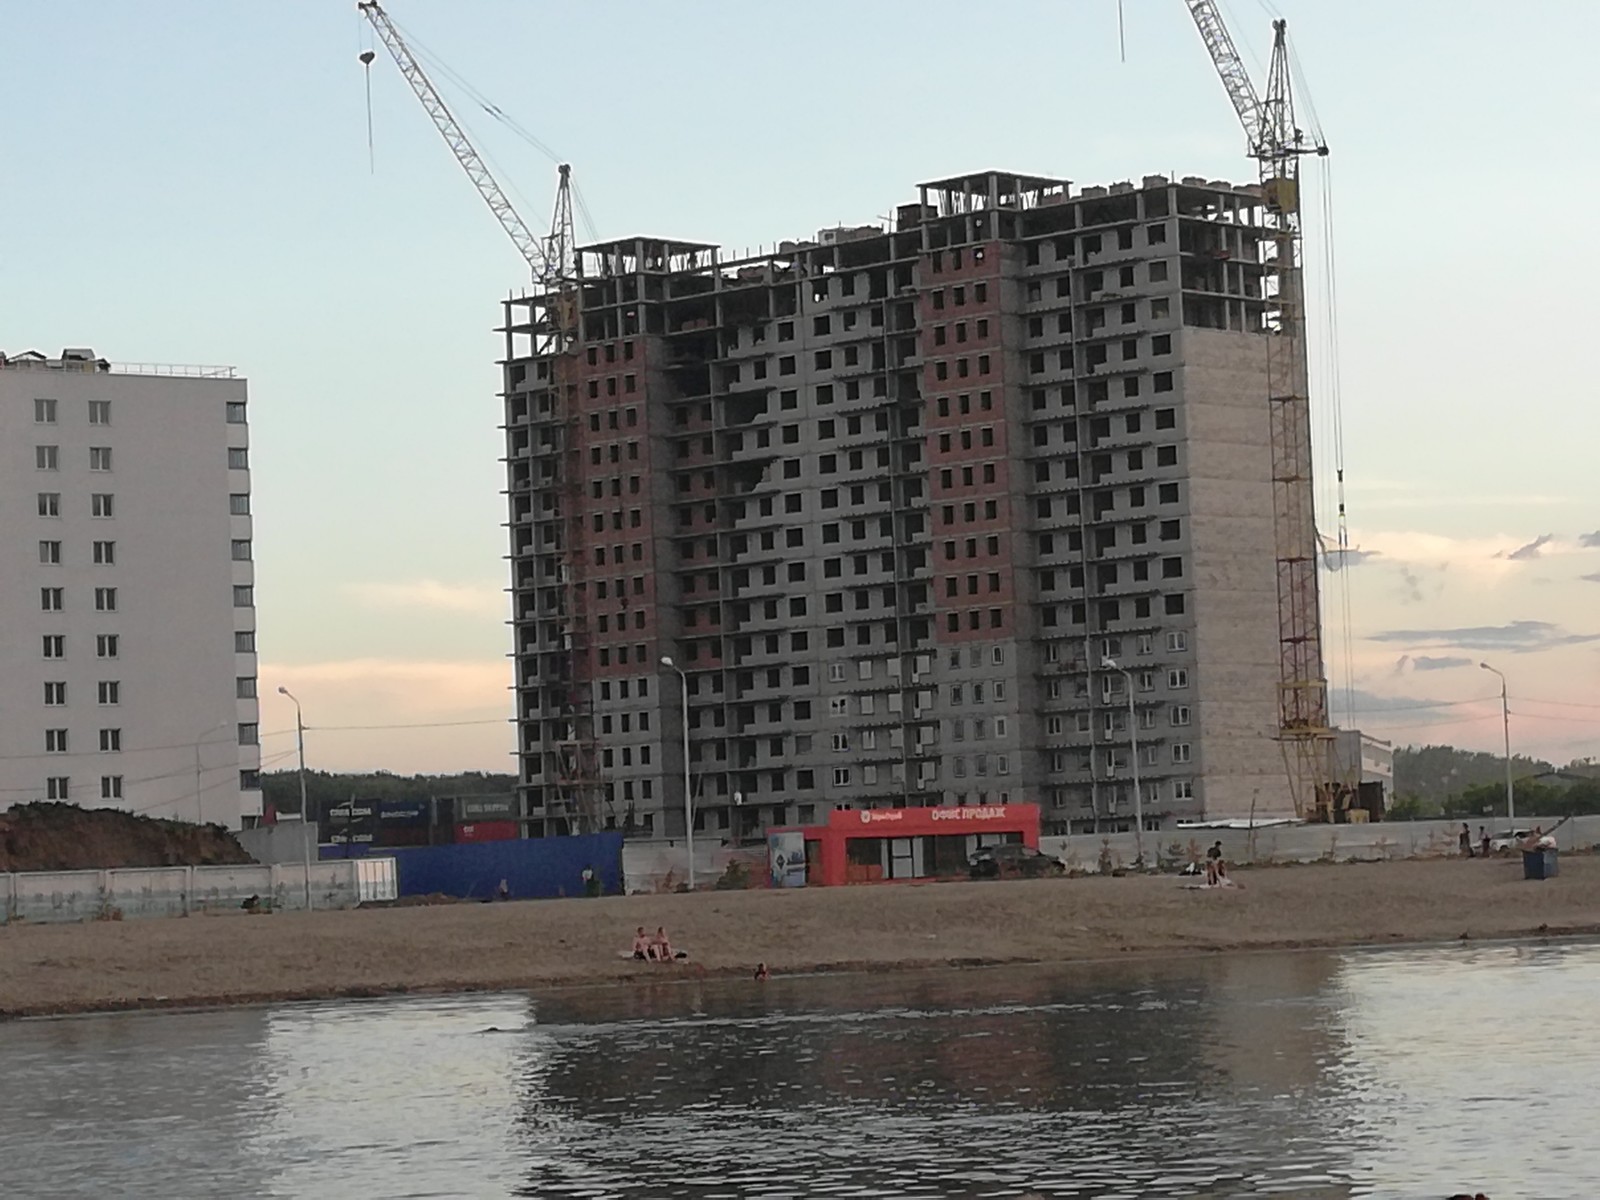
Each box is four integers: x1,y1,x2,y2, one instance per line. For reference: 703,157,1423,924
1391,745,1599,821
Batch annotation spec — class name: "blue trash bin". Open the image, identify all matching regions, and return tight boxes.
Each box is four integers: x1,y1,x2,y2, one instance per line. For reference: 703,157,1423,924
1523,848,1558,880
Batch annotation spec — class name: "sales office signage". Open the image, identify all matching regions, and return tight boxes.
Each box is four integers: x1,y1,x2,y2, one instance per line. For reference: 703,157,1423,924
855,805,1012,825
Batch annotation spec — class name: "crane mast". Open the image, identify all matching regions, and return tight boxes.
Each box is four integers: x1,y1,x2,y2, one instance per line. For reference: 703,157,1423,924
358,3,601,835
1184,5,1337,820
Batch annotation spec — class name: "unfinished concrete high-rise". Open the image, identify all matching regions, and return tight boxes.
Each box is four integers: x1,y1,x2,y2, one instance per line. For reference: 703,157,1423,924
501,170,1316,840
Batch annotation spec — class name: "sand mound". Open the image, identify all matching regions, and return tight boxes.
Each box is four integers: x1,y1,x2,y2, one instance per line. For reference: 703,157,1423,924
0,803,253,872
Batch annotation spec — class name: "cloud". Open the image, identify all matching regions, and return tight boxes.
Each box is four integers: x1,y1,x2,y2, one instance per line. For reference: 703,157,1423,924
1322,547,1381,570
1395,654,1476,673
263,657,511,710
1396,565,1424,604
341,579,506,617
1582,531,1600,549
1500,534,1554,561
1368,620,1600,654
1583,573,1600,585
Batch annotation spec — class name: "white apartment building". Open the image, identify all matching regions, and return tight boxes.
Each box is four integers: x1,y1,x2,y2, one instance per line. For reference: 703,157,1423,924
0,349,261,828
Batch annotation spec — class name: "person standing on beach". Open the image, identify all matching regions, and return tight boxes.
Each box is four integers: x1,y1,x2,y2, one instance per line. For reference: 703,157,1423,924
1206,841,1223,886
1459,823,1473,857
1479,827,1491,857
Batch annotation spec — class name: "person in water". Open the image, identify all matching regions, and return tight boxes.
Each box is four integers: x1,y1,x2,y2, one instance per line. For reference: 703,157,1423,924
754,963,770,982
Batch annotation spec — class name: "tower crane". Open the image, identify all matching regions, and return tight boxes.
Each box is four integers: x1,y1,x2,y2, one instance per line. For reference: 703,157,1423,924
1183,4,1339,821
357,2,597,833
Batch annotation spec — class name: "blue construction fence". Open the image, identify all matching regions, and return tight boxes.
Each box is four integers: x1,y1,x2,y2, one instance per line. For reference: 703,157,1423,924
379,833,624,901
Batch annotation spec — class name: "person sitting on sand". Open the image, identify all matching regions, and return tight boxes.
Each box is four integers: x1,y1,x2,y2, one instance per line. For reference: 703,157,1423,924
651,926,674,961
632,926,651,960
754,962,770,982
240,894,261,913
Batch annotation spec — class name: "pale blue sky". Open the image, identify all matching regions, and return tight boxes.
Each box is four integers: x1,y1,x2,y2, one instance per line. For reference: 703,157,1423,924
4,1,1596,772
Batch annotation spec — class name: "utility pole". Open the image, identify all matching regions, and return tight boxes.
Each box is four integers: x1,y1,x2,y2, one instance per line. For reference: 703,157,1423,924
1480,663,1515,826
279,687,313,909
660,656,694,890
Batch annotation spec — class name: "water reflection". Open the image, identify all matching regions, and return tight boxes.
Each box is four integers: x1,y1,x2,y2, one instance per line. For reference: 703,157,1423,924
1,943,1595,1197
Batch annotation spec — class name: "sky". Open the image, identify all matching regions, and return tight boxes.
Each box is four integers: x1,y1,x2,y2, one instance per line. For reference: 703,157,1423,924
3,0,1596,776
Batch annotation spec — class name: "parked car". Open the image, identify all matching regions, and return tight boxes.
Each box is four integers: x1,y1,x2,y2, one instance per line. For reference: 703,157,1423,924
1489,829,1532,853
968,844,1066,880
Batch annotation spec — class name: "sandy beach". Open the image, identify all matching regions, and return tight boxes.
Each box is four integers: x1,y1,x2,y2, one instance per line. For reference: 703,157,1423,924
3,855,1598,1018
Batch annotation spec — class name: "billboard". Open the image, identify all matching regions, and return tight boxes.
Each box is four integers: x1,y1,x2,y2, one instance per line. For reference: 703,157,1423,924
768,831,807,888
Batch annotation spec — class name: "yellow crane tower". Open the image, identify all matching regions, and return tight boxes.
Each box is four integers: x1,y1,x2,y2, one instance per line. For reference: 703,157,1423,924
1182,4,1340,821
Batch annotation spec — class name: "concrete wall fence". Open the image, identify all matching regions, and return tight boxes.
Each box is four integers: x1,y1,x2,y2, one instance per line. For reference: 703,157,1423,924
387,832,623,901
1041,814,1600,874
1,859,397,925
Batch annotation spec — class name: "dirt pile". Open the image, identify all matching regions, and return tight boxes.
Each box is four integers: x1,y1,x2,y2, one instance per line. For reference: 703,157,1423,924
0,803,254,872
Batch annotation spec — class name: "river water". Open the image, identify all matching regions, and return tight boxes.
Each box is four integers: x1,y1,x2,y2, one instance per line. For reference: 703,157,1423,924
1,940,1593,1199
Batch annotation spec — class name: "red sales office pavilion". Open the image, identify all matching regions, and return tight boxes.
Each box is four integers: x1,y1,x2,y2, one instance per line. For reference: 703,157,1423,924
767,803,1041,887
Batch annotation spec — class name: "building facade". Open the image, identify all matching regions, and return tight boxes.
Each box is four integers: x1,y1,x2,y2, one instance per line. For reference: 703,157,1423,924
0,349,261,828
502,170,1305,839
1333,729,1394,807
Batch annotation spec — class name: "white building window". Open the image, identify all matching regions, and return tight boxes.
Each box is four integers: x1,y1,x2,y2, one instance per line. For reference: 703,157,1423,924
34,397,57,423
828,696,848,717
1045,716,1063,736
47,776,70,800
1166,630,1188,653
46,729,68,753
101,775,123,800
828,661,847,682
39,540,61,564
1173,779,1195,801
1170,704,1191,727
238,723,259,746
235,631,255,653
93,540,116,565
863,765,879,785
95,587,117,612
1172,743,1192,764
40,587,63,611
230,540,252,561
88,399,111,425
97,634,119,659
994,716,1008,737
36,445,58,470
42,635,65,659
832,767,851,787
228,447,249,469
831,732,850,752
37,492,60,517
44,682,67,706
98,681,120,705
229,493,250,516
860,729,877,751
233,585,253,607
857,659,873,680
226,401,247,424
92,493,114,517
89,446,113,472
99,728,121,753
1168,669,1189,689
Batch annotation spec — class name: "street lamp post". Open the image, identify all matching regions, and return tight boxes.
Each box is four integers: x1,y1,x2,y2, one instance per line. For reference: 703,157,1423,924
1479,662,1515,828
659,656,694,891
192,720,228,825
278,686,313,910
1103,658,1145,868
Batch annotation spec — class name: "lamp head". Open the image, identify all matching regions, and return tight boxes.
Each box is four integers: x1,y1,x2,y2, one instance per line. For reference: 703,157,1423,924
1102,657,1119,670
659,655,674,668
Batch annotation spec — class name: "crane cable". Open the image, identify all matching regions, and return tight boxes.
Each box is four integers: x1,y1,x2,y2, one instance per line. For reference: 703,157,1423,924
383,13,599,244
